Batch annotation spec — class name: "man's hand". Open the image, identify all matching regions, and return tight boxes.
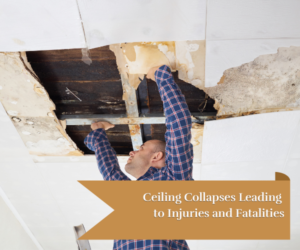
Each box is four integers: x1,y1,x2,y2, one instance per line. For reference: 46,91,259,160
146,65,163,82
91,121,115,131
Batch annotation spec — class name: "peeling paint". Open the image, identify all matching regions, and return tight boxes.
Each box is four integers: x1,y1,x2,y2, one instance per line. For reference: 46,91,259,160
176,40,206,90
111,41,205,90
123,44,171,74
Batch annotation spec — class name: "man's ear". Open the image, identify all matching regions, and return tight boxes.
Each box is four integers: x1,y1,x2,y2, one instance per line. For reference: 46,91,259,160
152,152,164,162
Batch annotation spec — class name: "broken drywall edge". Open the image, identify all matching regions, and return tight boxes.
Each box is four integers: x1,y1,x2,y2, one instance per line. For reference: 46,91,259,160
205,46,300,117
176,40,206,90
0,52,83,156
110,44,129,78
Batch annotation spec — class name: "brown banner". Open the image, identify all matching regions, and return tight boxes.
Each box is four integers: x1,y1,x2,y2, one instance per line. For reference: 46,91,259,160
79,172,290,240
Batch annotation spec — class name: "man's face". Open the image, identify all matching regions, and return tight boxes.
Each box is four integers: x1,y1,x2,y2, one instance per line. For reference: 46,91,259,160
125,140,157,178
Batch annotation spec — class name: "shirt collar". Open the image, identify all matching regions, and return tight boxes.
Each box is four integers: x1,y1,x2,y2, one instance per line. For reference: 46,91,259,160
137,166,158,180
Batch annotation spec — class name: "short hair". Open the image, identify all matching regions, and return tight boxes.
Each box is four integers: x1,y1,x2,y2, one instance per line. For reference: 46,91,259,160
153,140,166,155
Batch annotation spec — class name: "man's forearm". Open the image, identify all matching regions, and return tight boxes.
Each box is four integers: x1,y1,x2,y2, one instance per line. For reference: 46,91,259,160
84,128,130,181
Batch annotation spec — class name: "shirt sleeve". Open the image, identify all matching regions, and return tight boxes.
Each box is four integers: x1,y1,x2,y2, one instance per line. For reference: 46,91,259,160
84,128,131,181
155,65,193,180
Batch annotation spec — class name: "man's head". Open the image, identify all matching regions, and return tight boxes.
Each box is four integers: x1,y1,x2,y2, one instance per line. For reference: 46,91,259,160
125,140,166,179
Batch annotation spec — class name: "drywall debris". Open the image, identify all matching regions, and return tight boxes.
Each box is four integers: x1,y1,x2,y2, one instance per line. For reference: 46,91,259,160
191,123,204,163
0,52,83,156
205,46,300,117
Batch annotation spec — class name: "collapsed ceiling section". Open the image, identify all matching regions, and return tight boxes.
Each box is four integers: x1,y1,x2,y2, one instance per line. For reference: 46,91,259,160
0,0,300,160
1,42,300,159
206,46,300,117
0,52,83,156
22,46,215,157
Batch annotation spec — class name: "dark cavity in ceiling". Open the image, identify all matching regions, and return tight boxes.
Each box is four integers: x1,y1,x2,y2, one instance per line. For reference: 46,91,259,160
26,46,216,155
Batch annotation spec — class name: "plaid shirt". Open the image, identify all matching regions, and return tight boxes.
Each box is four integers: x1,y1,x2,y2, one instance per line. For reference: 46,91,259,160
85,65,193,250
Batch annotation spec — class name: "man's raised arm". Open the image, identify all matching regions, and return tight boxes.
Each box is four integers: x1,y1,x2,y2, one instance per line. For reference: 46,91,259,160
84,122,130,181
153,65,193,180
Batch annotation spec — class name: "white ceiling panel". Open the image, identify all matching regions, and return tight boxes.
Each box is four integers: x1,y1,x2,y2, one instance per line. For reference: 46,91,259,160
205,39,300,87
289,129,300,159
0,0,85,52
201,160,286,181
77,0,206,49
202,111,300,164
207,0,300,40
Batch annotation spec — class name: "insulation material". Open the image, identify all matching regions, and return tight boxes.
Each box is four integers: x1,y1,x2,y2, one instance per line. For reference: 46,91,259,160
207,0,300,40
205,39,300,87
0,52,83,156
77,0,206,49
0,0,85,52
191,123,204,163
176,40,205,89
205,46,300,117
202,111,300,165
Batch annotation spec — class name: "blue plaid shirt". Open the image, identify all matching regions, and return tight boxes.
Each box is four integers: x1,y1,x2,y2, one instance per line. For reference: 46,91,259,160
85,65,193,250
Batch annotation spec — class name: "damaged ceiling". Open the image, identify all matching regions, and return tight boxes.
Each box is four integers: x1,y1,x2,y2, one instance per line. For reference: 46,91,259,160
22,45,215,156
1,1,300,250
0,0,299,159
1,43,300,158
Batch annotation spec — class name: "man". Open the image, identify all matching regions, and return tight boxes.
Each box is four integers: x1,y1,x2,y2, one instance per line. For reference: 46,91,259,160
84,65,193,250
